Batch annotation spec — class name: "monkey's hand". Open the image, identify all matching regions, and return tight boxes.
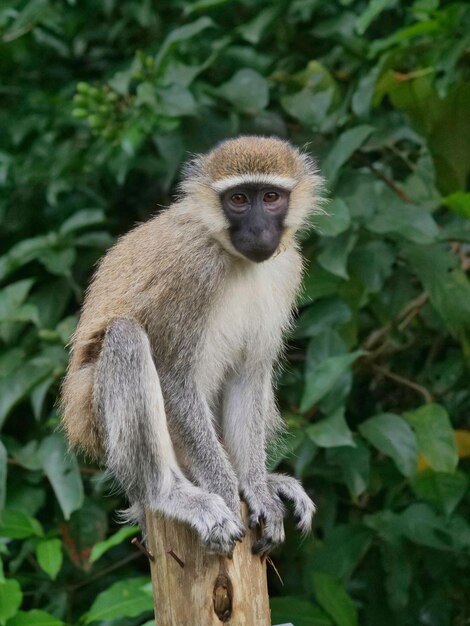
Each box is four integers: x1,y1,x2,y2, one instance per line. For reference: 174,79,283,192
267,473,316,534
240,481,286,555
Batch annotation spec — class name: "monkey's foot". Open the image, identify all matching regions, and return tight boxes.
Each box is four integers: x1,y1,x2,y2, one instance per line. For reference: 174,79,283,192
155,477,245,555
240,483,285,555
267,473,316,534
195,494,246,555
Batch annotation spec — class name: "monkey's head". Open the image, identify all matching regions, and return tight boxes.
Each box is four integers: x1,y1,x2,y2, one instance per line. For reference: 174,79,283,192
179,136,324,263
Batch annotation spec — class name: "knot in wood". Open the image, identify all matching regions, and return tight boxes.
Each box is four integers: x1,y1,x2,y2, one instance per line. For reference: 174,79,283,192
213,573,233,622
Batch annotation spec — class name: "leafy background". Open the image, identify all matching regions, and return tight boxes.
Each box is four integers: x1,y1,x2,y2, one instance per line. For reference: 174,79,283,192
1,0,470,625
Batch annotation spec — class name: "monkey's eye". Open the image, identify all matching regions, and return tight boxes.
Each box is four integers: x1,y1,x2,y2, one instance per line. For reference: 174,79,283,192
231,193,248,206
263,191,280,203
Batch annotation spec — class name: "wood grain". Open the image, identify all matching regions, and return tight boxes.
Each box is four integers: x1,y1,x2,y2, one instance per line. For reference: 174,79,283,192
146,504,271,626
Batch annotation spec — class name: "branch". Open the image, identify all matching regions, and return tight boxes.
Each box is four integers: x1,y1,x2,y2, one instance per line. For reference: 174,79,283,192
371,363,433,404
353,152,414,204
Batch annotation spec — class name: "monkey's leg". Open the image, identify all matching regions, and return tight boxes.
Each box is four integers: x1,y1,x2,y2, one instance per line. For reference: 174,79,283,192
162,382,242,517
94,317,245,554
222,367,285,555
223,366,315,554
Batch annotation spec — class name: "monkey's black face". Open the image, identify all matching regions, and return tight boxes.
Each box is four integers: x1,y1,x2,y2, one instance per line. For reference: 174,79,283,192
221,185,290,263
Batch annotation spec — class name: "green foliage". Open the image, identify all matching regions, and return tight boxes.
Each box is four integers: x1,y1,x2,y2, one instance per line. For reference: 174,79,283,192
1,0,469,625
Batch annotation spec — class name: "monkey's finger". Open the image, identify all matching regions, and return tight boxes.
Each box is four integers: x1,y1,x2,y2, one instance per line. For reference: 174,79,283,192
248,515,261,529
270,475,316,534
252,535,280,556
252,516,284,555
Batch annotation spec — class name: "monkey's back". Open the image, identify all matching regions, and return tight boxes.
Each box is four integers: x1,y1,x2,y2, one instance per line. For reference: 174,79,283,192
61,208,228,457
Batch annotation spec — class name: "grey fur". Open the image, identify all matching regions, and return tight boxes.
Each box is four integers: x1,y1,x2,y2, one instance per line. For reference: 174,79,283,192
95,318,245,553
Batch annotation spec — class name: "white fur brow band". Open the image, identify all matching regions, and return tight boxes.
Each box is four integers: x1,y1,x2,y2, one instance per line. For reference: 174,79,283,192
211,174,297,193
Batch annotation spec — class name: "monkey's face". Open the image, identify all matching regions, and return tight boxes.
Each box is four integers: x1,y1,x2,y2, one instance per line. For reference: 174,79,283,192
221,185,289,263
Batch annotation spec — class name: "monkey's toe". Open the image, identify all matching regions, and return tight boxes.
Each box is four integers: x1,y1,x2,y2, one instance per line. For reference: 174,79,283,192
205,520,246,555
267,473,316,534
252,516,285,556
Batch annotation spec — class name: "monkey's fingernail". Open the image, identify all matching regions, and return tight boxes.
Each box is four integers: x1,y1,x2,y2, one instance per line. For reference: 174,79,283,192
252,540,265,555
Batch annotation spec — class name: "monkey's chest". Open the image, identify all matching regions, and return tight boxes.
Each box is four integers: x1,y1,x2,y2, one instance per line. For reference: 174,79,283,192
194,263,291,401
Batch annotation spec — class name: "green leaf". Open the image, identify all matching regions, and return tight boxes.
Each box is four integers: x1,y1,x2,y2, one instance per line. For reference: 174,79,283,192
281,88,334,129
84,577,153,624
89,526,139,563
0,235,56,282
349,241,394,293
380,542,412,611
443,191,470,219
399,503,464,550
312,198,351,236
300,265,342,305
301,352,363,413
386,78,470,193
36,538,62,580
238,7,277,44
310,525,373,580
157,84,197,117
359,413,417,477
295,298,351,338
410,470,468,516
322,125,374,185
0,510,43,539
59,209,105,235
6,610,64,626
317,232,357,279
0,441,6,514
0,579,22,625
403,244,470,353
313,572,359,626
9,440,42,472
404,404,458,473
1,0,49,43
351,66,380,118
0,280,34,323
184,0,232,15
307,407,355,448
39,434,84,520
356,0,395,35
326,439,370,497
218,69,269,113
37,248,76,276
367,200,439,244
270,597,333,626
154,17,214,71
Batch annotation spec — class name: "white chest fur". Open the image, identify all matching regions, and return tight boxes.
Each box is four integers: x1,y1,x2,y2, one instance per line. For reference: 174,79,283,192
195,250,301,403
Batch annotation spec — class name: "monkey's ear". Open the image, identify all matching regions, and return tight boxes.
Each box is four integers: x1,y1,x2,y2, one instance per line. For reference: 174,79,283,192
181,154,203,182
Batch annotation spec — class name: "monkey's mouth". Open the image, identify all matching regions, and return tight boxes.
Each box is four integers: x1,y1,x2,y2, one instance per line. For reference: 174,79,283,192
230,231,281,263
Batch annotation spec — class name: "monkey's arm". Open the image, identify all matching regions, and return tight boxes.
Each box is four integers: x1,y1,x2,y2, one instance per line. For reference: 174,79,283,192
222,365,315,554
163,382,242,516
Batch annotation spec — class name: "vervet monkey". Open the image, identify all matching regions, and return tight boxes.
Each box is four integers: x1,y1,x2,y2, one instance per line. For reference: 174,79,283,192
61,135,322,555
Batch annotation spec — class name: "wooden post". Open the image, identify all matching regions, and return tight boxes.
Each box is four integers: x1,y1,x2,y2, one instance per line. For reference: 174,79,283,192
146,504,271,626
